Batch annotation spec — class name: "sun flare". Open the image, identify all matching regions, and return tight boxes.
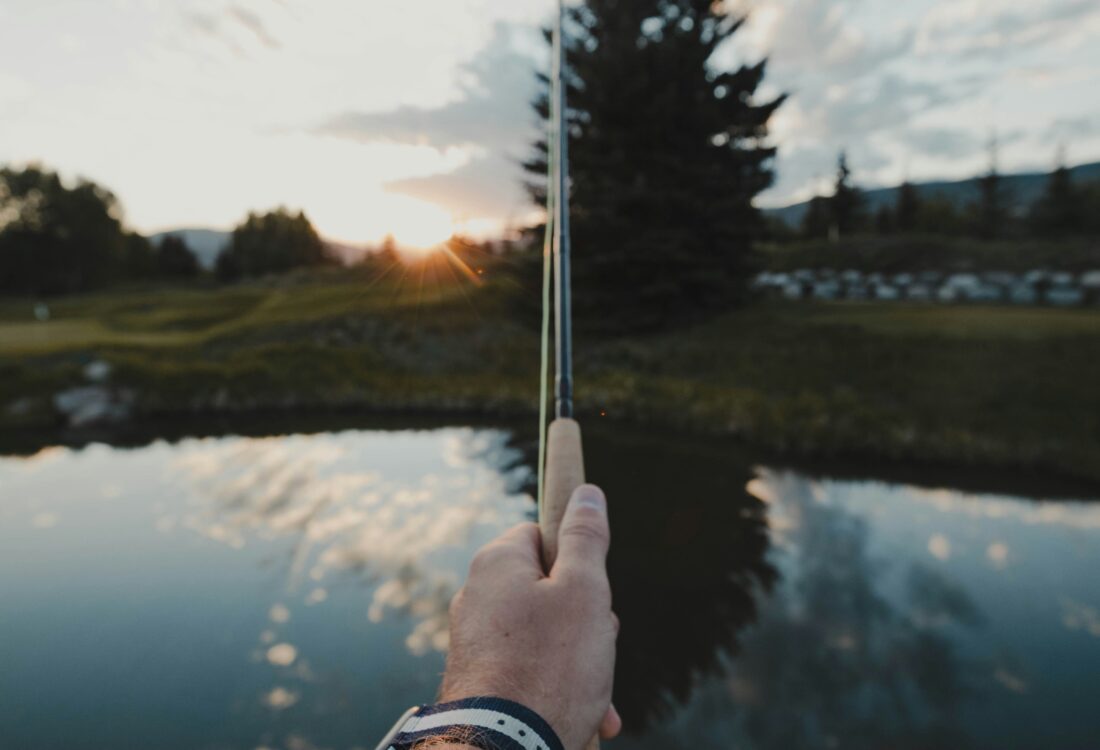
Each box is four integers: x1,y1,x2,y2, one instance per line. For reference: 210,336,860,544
384,198,456,253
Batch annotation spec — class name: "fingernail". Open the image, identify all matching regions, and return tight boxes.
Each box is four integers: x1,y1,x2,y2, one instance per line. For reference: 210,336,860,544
572,484,606,513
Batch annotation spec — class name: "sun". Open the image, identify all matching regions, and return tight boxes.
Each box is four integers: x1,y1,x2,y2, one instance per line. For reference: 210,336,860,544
384,198,456,254
312,193,456,255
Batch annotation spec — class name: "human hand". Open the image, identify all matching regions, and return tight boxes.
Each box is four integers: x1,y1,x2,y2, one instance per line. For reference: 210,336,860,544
439,484,621,750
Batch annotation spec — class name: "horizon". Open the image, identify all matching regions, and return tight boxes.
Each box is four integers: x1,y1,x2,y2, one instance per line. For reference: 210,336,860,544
2,0,1098,244
142,156,1100,242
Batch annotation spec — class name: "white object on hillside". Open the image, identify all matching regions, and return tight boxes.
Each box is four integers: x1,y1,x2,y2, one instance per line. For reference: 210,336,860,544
84,360,112,383
907,283,933,301
874,284,900,301
1009,285,1039,305
1047,286,1084,307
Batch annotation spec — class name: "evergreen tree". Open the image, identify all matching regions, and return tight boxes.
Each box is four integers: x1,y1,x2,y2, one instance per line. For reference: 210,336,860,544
118,232,157,280
1030,157,1084,237
829,151,865,238
895,181,920,233
359,234,402,279
524,0,784,330
1083,182,1100,236
377,234,400,267
0,165,129,294
875,204,895,235
156,234,201,279
975,171,1007,239
916,195,964,236
972,137,1010,239
800,196,831,240
218,207,331,281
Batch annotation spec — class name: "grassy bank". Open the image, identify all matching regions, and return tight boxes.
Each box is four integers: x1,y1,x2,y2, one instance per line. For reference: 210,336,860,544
2,268,1099,483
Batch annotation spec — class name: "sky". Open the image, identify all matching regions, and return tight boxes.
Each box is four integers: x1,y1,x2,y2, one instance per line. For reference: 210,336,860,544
1,0,1098,245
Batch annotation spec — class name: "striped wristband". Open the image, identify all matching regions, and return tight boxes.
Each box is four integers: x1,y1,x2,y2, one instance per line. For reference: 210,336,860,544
383,697,564,750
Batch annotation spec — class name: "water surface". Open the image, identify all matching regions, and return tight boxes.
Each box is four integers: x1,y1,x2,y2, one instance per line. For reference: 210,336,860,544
2,424,1099,750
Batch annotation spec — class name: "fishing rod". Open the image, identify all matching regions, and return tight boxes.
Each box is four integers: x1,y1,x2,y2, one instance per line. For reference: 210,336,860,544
539,0,584,582
537,4,599,748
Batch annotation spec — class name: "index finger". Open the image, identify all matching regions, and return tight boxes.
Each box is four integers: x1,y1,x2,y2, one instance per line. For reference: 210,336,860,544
467,522,543,581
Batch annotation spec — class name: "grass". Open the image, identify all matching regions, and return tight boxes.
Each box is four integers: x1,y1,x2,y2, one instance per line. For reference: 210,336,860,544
2,268,1099,484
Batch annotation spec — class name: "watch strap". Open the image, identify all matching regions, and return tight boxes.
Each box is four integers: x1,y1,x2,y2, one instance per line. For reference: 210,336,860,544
385,697,564,750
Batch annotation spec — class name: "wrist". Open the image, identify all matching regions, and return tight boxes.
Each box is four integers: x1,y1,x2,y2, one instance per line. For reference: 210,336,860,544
383,697,565,750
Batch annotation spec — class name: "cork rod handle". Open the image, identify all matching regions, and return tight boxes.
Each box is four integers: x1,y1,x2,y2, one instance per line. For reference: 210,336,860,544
539,418,599,750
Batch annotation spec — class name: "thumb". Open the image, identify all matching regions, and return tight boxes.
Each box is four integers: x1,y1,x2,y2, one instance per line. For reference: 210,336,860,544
552,484,610,578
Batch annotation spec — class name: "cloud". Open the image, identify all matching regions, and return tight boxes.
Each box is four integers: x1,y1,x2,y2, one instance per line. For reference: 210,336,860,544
899,128,982,160
317,21,540,219
228,5,281,50
915,0,1100,59
1045,116,1100,142
385,154,528,221
819,74,978,139
744,0,1100,204
318,22,537,151
182,4,281,58
310,0,1098,216
184,11,221,40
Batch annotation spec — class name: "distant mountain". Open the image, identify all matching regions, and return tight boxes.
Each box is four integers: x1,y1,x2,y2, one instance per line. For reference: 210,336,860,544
149,229,369,268
149,229,229,270
325,240,370,266
763,161,1100,228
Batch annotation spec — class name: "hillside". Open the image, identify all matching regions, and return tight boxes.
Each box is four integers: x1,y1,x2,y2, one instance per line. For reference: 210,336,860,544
1,271,1099,484
764,161,1100,228
149,229,229,270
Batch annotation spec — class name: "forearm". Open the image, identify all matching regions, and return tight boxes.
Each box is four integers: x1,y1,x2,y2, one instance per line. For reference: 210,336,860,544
383,486,617,750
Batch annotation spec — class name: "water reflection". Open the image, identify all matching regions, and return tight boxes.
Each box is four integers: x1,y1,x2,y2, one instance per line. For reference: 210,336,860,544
2,424,1100,750
618,468,1100,749
577,426,775,732
172,429,532,656
733,471,985,749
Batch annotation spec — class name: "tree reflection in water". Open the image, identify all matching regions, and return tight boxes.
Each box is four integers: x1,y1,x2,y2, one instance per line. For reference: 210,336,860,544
169,426,993,748
577,426,777,733
626,470,989,750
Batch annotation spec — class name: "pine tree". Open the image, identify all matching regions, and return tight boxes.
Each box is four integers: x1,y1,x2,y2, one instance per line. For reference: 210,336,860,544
156,235,201,279
1030,153,1083,237
875,204,895,235
895,181,920,233
973,136,1010,239
524,0,784,330
976,170,1006,239
829,151,865,239
800,196,830,240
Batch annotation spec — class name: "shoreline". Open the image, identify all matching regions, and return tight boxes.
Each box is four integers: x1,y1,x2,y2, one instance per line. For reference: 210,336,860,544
4,398,1099,499
3,278,1098,490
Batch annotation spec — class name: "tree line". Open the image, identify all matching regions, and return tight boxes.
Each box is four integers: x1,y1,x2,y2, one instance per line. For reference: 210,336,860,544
5,0,1097,334
794,151,1100,242
0,164,335,295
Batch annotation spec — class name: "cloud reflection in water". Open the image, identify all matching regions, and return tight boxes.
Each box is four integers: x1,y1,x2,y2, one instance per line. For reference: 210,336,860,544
171,429,533,656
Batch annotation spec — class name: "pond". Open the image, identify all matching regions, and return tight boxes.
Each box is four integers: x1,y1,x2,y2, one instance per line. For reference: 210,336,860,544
2,422,1099,750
